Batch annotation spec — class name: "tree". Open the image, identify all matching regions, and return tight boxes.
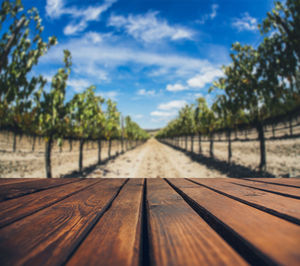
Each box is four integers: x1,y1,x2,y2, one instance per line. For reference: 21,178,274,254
68,86,103,172
37,50,71,178
104,99,120,159
178,104,196,152
0,0,57,151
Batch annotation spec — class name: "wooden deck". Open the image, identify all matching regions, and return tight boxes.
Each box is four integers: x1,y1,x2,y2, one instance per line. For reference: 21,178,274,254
0,178,299,265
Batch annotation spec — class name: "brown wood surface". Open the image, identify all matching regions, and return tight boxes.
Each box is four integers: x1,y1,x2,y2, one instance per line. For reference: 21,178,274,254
0,177,299,266
0,178,42,185
189,178,300,225
67,179,144,266
244,178,300,188
0,179,102,228
0,178,126,266
0,178,80,201
229,179,300,199
168,178,300,265
146,178,247,266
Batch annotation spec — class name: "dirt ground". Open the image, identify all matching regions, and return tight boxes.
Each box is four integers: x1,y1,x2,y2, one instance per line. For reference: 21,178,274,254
86,138,226,178
0,130,299,178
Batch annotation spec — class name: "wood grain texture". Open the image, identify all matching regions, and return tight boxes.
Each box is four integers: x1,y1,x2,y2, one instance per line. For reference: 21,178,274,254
229,179,300,199
67,179,144,266
147,179,247,266
0,178,126,266
0,178,80,201
168,178,300,265
244,178,300,188
0,179,101,228
189,178,300,224
0,178,43,185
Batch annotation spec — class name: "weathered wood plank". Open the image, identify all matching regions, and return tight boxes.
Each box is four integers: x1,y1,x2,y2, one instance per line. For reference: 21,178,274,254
0,178,42,186
0,178,81,202
147,179,247,266
189,178,300,225
0,178,126,266
244,178,300,188
0,179,101,228
67,179,144,266
168,178,300,265
229,179,300,199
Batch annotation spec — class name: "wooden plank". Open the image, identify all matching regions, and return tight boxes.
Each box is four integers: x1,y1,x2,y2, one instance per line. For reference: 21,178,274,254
0,178,42,186
0,179,102,228
189,178,300,225
147,179,247,266
168,178,300,265
229,179,300,199
0,178,126,266
67,179,144,266
244,178,300,188
0,178,80,202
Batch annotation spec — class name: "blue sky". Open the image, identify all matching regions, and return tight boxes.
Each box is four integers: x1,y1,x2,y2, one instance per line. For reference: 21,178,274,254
20,0,276,129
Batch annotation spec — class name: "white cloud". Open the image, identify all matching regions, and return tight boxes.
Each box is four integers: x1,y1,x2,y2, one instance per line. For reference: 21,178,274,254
196,4,219,24
45,0,64,18
187,67,223,88
96,90,119,100
40,35,214,82
150,110,177,117
232,13,258,32
133,114,144,119
46,0,117,35
84,32,103,44
166,83,187,92
137,89,156,96
67,78,91,92
108,11,194,43
158,100,187,110
210,4,219,19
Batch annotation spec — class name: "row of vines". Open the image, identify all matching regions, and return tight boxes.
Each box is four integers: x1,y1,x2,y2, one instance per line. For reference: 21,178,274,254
0,1,149,177
156,0,300,173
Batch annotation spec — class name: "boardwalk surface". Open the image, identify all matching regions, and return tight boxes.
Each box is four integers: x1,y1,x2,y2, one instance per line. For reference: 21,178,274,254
0,178,299,265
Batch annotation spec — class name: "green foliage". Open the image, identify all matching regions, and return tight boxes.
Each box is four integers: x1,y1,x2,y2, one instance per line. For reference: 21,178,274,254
125,115,149,141
68,86,105,139
37,50,71,140
0,0,57,130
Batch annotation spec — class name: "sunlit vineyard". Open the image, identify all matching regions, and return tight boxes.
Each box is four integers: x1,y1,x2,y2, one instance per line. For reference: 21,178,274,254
0,0,299,178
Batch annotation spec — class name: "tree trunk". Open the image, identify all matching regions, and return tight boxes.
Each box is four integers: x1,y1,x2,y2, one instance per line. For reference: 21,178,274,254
32,135,36,152
108,139,112,159
235,129,237,139
121,136,124,153
272,124,276,138
289,117,293,136
257,122,266,172
0,17,26,72
198,134,202,154
97,139,102,164
12,132,17,152
209,133,214,158
191,135,194,153
69,139,73,152
185,135,188,151
79,139,85,173
227,130,232,164
45,136,53,178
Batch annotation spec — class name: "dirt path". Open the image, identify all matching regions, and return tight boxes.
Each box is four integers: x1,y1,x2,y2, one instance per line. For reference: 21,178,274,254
87,138,227,178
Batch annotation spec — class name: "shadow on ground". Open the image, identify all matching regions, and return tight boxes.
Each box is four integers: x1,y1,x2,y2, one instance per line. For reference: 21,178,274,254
62,150,126,178
161,141,275,178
